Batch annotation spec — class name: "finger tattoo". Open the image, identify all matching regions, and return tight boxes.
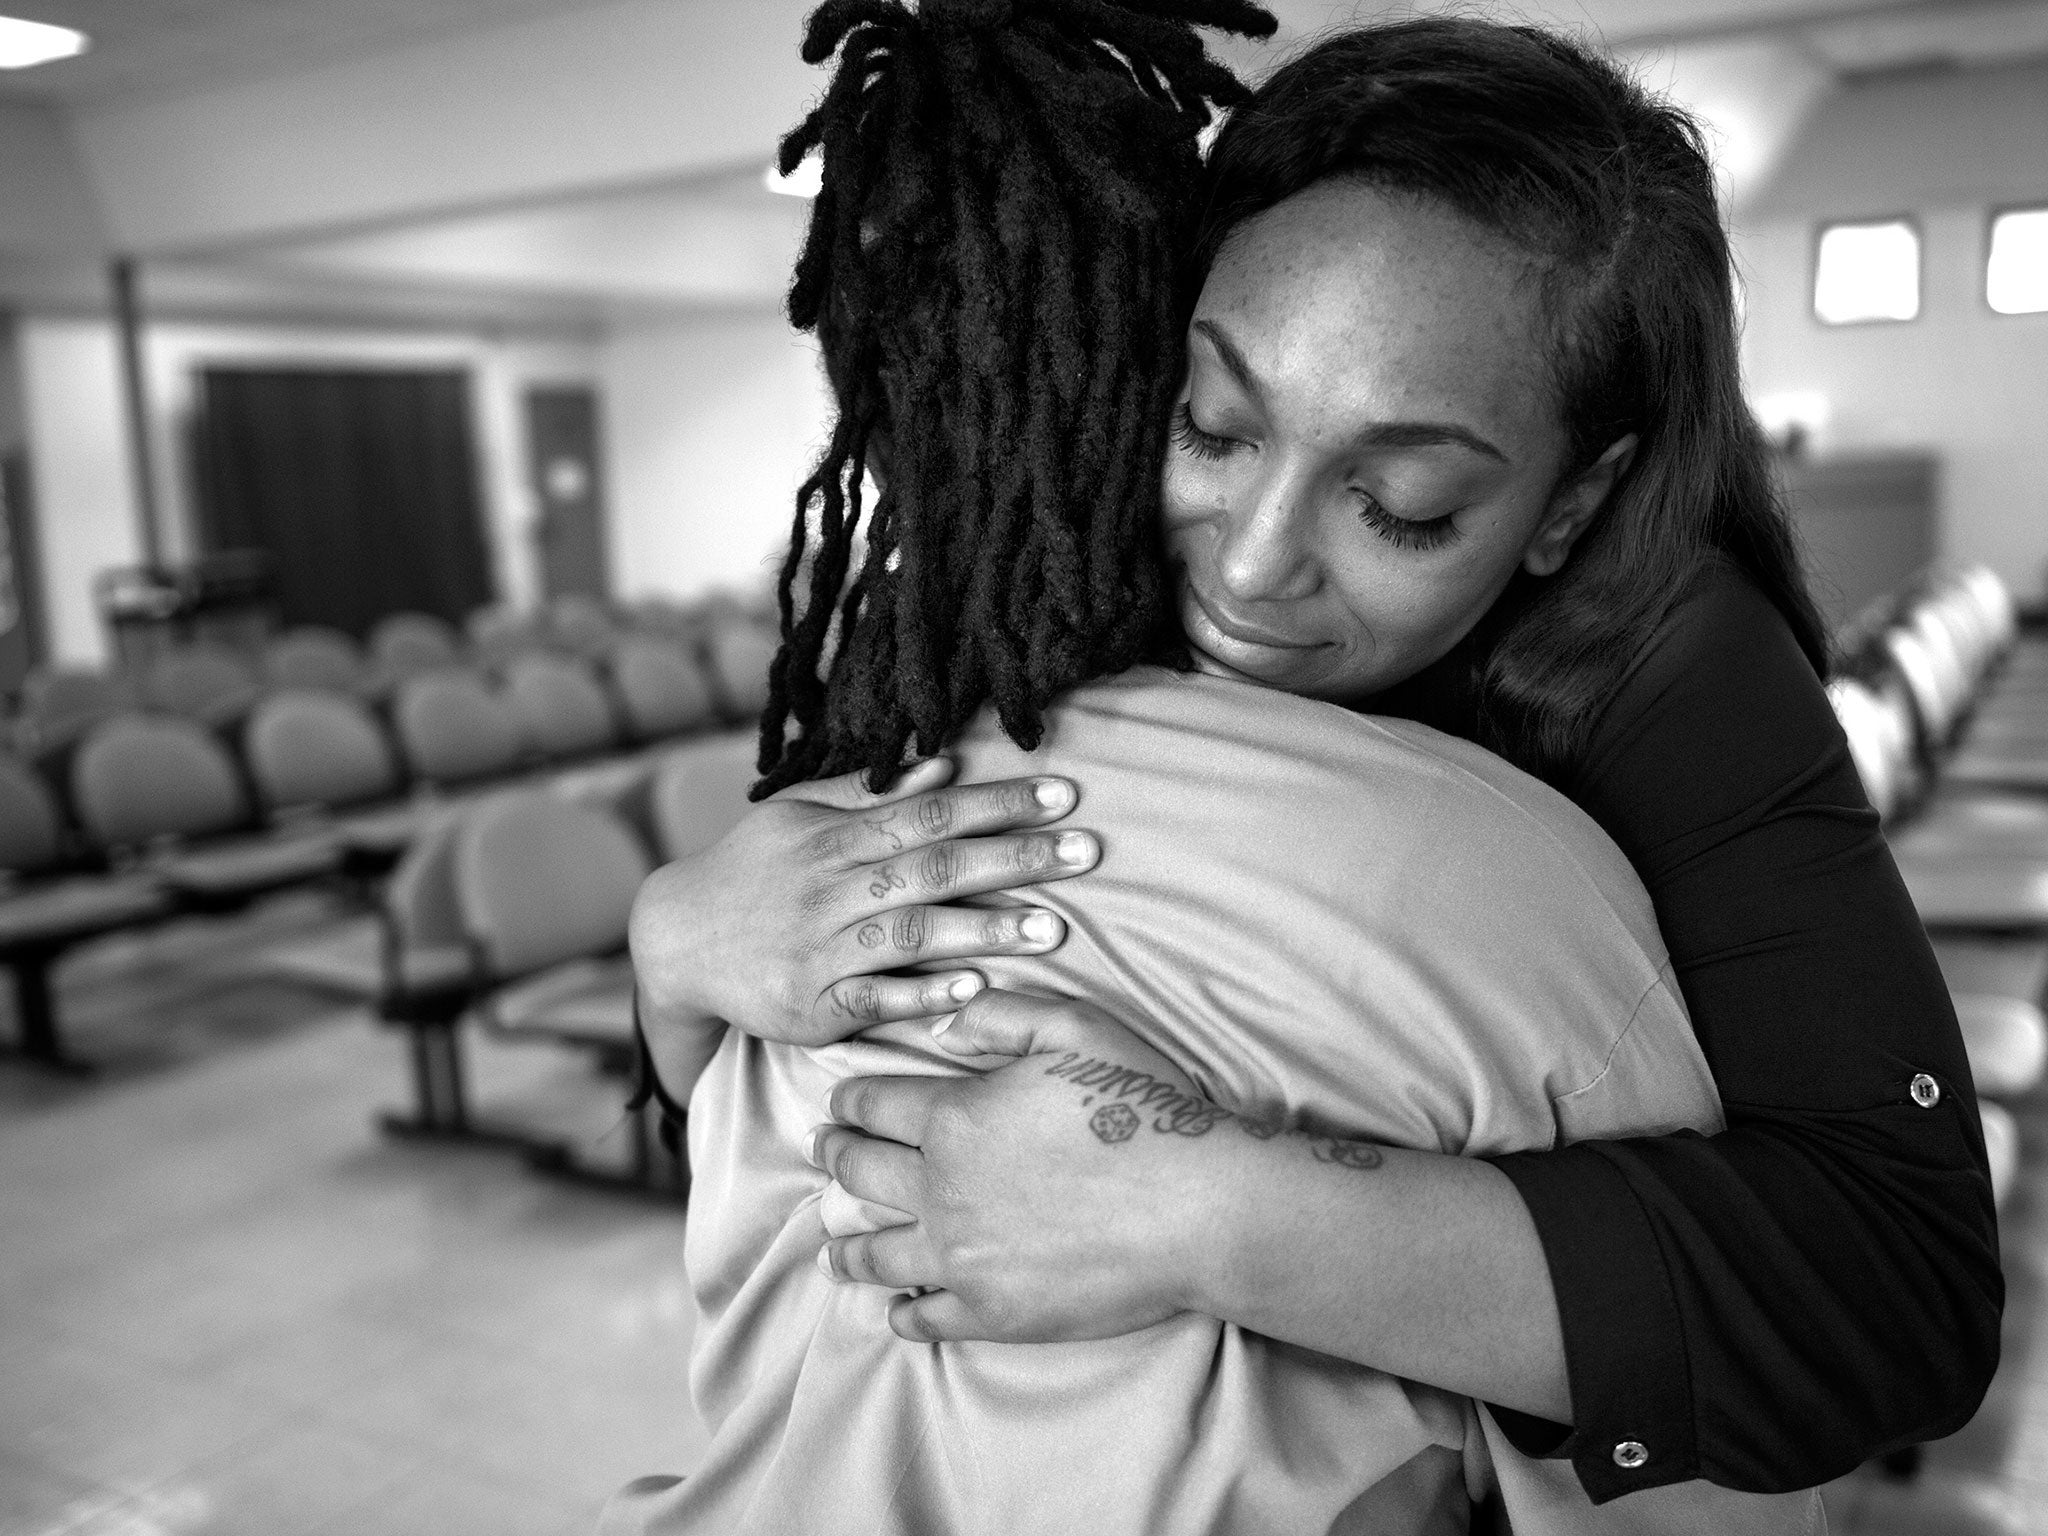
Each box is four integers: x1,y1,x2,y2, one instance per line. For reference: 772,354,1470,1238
862,812,905,852
869,865,909,899
857,922,887,949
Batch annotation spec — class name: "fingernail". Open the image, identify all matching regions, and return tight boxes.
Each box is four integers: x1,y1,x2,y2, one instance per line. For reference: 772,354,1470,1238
1021,911,1058,945
802,1125,825,1166
816,1246,836,1280
931,1011,957,1037
947,974,982,1003
1055,832,1094,866
1034,779,1073,810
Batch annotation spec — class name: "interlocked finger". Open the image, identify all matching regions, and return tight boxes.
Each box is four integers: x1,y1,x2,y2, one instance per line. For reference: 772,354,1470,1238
856,828,1099,915
887,1288,991,1344
805,1122,927,1210
835,903,1067,972
817,970,985,1030
831,776,1078,868
819,1223,940,1289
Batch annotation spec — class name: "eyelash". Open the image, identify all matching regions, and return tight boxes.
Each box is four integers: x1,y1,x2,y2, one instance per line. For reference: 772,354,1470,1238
1173,404,1460,552
1356,495,1459,551
1170,403,1237,461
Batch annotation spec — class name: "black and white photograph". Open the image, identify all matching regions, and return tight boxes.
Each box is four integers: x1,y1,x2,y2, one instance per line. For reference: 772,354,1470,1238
1,0,2045,1531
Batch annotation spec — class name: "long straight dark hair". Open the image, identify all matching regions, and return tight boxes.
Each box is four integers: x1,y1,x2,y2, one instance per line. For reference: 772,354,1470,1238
1196,18,1829,783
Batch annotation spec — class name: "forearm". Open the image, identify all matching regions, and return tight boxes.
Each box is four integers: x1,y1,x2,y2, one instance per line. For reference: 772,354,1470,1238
1172,1125,1569,1421
640,992,728,1106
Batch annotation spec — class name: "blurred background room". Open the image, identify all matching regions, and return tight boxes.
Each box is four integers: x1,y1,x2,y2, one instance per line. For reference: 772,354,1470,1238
0,1,2045,1532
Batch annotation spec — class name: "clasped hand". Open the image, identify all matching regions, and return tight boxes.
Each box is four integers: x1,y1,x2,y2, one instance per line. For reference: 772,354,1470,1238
806,990,1213,1346
630,757,1099,1048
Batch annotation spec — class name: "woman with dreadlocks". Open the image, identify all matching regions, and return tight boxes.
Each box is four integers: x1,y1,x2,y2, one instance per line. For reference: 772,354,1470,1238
612,4,1837,1534
633,6,1995,1526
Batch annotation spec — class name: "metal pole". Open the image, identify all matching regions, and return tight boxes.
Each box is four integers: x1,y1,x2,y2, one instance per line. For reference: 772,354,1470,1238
109,255,162,569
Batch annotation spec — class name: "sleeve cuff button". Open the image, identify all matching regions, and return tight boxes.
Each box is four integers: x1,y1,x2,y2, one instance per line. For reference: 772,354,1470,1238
1613,1441,1650,1470
1909,1073,1942,1109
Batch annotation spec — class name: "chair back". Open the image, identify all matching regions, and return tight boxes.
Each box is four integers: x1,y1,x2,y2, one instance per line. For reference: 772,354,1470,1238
454,792,651,978
466,605,544,666
72,713,249,848
651,731,759,860
0,751,65,874
706,616,777,718
385,812,469,952
610,636,713,741
503,654,617,761
549,594,616,659
392,671,526,787
263,627,364,693
15,668,133,753
141,644,262,724
369,611,463,679
245,690,403,812
1827,678,1906,821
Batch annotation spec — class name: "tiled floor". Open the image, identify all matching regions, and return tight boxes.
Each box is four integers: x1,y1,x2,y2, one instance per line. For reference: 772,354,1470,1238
3,905,2046,1533
1,993,706,1536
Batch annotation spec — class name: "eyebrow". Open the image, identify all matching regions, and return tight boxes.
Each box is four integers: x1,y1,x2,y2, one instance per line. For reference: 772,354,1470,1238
1191,318,1510,465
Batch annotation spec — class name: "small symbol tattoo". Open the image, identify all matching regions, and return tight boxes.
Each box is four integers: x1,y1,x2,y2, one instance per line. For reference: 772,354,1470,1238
856,922,886,949
1090,1104,1139,1144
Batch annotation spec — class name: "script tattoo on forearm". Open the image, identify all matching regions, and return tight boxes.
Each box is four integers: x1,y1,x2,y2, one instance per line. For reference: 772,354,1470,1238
1045,1053,1232,1140
1043,1053,1385,1171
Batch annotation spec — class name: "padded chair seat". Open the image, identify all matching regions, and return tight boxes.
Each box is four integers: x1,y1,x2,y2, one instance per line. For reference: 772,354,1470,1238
1895,795,2048,859
393,942,476,998
153,832,342,899
1949,993,2048,1097
488,955,636,1048
1941,751,2048,792
1982,1101,2019,1211
0,875,171,949
1930,934,2048,1002
1899,855,2048,928
336,800,456,857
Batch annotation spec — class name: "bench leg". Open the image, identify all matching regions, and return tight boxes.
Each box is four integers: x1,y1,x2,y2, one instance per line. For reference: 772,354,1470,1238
4,950,92,1075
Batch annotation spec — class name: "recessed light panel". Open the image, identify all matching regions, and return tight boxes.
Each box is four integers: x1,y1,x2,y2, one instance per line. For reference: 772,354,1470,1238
1987,207,2048,316
1814,219,1920,325
0,14,88,69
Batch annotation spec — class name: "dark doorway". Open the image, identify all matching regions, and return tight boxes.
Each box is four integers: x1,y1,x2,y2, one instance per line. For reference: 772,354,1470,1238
194,367,494,636
524,385,609,601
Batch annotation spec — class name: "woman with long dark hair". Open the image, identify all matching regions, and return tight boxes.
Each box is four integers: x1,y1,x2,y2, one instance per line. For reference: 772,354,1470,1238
633,8,1998,1516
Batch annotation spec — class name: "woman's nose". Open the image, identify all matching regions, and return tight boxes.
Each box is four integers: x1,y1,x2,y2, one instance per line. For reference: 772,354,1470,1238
1212,472,1322,603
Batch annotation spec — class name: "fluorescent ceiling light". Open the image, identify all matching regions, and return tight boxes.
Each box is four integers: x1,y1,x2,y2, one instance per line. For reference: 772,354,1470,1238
764,153,822,199
1987,208,2048,316
1814,219,1919,325
0,15,87,69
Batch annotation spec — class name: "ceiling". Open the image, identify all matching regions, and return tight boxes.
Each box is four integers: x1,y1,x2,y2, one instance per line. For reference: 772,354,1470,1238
0,0,626,107
8,0,2043,328
0,0,2043,111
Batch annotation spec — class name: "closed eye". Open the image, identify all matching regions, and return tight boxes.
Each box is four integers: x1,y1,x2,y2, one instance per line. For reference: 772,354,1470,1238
1356,492,1458,551
1171,403,1242,462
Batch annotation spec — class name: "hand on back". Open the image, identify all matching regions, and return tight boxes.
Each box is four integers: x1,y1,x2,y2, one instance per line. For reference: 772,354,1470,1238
629,756,1100,1048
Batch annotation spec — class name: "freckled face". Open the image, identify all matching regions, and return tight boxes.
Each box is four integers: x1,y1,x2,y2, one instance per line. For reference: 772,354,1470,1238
1162,181,1584,704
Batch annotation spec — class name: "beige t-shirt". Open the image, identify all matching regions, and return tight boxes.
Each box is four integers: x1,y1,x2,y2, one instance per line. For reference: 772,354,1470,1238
604,668,1823,1536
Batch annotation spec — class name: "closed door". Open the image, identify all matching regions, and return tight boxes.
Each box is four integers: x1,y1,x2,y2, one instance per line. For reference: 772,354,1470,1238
525,386,610,601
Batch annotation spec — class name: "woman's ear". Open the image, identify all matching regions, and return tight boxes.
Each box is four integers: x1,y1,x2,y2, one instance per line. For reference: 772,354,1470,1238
1522,434,1639,578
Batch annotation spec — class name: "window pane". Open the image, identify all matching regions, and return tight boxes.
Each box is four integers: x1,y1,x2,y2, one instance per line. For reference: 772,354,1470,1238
1814,219,1920,325
1988,208,2048,316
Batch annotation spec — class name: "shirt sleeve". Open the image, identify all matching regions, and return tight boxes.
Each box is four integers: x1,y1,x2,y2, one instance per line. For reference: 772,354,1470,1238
1485,565,2004,1502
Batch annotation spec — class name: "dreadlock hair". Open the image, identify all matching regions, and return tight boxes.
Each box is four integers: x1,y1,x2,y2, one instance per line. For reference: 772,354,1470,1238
753,0,1276,798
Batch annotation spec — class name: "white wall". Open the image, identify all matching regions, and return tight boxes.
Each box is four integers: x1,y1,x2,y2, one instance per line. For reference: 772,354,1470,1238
1737,60,2048,603
18,318,138,666
600,309,830,604
16,314,599,665
69,0,819,253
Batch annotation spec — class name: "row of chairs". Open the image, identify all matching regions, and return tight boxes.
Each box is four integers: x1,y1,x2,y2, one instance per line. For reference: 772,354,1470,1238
10,599,781,763
369,730,761,1196
0,623,776,1070
1828,563,2048,1212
